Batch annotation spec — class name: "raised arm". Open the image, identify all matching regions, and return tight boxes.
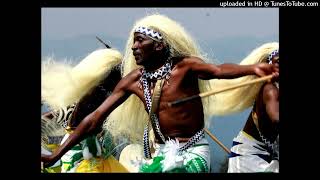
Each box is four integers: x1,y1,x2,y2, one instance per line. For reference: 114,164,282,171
41,78,132,168
188,57,279,80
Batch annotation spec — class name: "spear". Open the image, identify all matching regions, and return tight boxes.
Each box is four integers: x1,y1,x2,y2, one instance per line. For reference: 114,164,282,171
168,74,274,107
167,75,274,154
96,36,111,48
204,128,231,154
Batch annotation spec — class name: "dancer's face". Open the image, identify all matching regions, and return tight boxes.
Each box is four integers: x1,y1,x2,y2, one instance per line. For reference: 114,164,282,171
271,56,279,67
132,32,156,66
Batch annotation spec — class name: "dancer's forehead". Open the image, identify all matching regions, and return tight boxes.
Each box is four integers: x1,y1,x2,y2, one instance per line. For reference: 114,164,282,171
267,49,279,64
134,26,163,42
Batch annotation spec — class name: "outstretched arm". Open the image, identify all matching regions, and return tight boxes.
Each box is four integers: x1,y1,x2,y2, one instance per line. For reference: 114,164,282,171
188,57,279,80
41,79,132,168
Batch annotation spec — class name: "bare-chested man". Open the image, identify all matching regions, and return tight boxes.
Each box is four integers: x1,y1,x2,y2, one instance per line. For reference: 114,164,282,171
41,14,278,173
228,48,279,173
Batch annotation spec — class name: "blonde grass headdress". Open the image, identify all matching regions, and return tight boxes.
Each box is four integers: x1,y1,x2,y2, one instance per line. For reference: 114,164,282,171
41,48,122,110
205,42,279,117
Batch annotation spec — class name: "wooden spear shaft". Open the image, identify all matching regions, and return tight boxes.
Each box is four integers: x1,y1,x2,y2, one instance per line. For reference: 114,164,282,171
204,128,231,154
168,74,273,107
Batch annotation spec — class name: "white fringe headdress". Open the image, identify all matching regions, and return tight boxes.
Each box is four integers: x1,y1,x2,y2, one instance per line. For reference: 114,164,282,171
41,48,122,110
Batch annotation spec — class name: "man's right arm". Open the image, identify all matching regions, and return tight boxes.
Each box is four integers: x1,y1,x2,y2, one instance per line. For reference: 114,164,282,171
41,78,132,167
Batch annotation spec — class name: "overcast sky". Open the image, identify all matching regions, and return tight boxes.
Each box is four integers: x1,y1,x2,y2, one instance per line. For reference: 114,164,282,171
42,8,279,41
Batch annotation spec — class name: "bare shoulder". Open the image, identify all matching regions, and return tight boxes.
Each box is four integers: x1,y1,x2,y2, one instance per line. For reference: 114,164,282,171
125,68,142,79
263,82,279,99
175,56,205,67
116,68,142,89
183,56,205,63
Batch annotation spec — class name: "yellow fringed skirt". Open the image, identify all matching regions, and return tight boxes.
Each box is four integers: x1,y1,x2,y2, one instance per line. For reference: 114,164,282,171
76,155,128,173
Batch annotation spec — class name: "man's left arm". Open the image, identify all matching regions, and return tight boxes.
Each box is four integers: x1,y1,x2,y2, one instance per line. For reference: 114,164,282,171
263,83,279,124
188,57,278,80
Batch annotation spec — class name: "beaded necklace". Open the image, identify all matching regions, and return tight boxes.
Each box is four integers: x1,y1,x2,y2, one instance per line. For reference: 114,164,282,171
140,61,171,158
